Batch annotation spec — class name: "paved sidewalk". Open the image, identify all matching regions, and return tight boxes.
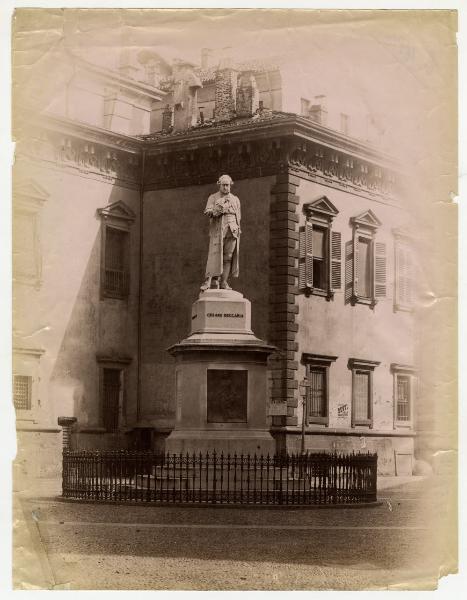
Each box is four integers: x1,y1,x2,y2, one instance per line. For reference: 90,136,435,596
12,475,446,591
16,474,428,500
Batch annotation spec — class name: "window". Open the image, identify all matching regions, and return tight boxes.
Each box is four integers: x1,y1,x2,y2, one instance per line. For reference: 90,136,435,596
393,230,414,311
13,180,48,288
391,364,416,427
396,376,410,421
348,358,380,427
13,347,44,419
98,201,136,299
299,196,341,299
97,354,132,432
340,113,350,135
302,354,337,425
13,375,32,410
348,210,386,308
104,227,129,297
102,368,121,432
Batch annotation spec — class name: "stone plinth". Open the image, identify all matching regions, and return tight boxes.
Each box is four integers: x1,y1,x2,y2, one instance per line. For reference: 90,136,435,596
190,289,252,337
165,289,276,455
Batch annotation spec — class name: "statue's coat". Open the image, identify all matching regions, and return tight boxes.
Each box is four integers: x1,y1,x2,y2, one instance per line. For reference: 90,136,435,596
204,191,241,278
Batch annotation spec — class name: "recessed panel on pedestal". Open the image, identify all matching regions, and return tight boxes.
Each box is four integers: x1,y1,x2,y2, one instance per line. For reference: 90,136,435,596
207,369,248,423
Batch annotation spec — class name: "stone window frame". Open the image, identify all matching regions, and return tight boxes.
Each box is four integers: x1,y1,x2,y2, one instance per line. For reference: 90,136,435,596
349,210,386,309
302,353,338,426
391,363,416,429
299,196,341,301
96,354,132,432
348,358,380,428
13,180,49,289
393,228,414,312
97,201,136,300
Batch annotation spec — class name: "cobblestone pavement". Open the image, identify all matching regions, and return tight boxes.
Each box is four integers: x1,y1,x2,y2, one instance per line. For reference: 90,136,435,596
12,477,451,591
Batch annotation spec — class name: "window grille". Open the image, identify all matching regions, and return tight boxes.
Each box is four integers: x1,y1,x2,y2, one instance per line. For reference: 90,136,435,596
348,358,379,427
102,368,121,432
303,353,337,426
396,375,411,421
14,375,32,410
104,228,128,297
308,368,326,418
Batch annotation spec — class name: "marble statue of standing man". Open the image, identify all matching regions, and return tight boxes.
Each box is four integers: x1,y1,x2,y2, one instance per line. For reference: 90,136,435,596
200,174,241,291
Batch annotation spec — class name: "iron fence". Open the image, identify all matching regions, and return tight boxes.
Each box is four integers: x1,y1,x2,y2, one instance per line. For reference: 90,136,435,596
62,450,377,506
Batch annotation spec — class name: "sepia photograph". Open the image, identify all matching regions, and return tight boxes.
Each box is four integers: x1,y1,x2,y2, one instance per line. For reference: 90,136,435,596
5,3,460,593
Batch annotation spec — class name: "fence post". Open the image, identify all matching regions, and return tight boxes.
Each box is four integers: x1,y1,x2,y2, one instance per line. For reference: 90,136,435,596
57,416,77,450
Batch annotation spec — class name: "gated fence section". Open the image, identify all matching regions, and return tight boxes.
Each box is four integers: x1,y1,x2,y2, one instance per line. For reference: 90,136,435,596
62,450,377,506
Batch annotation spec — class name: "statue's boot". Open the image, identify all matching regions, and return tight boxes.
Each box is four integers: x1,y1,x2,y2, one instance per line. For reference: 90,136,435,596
200,277,211,291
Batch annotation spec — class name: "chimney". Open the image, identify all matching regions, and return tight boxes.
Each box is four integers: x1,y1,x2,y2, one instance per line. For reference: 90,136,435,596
214,64,238,122
236,71,260,118
309,95,328,126
172,61,203,132
162,104,173,133
201,48,213,69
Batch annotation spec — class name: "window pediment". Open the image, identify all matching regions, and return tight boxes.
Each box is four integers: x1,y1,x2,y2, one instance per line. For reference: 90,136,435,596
304,196,339,222
97,201,136,228
348,358,380,371
350,209,381,231
15,179,49,209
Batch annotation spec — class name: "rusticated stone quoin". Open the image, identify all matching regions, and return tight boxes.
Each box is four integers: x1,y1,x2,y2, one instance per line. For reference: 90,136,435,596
268,172,301,427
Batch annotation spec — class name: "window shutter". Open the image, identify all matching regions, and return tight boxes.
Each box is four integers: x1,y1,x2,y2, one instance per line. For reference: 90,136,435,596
330,231,342,290
352,232,359,298
398,245,412,306
298,222,313,289
406,250,413,304
298,227,306,289
374,241,387,297
344,240,354,303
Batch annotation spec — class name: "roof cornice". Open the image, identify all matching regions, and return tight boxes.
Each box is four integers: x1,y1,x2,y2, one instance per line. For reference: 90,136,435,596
67,51,167,101
20,111,142,154
141,114,399,170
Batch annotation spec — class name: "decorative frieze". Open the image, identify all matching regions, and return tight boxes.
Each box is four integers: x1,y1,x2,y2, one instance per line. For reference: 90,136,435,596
144,135,398,200
17,126,142,186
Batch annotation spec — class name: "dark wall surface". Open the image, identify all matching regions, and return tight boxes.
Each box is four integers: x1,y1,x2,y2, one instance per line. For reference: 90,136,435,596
141,175,275,426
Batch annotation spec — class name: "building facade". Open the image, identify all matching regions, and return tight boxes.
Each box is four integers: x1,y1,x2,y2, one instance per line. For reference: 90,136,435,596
13,48,417,479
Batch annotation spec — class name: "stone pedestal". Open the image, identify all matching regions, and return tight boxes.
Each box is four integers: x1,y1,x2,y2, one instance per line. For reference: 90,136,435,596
166,289,276,455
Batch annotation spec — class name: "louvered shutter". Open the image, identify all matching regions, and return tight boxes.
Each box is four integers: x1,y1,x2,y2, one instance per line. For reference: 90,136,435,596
397,244,412,306
352,232,359,298
298,222,313,289
330,231,342,290
374,241,387,298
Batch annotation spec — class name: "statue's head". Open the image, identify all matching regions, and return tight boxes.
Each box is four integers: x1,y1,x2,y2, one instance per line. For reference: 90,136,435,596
217,174,233,195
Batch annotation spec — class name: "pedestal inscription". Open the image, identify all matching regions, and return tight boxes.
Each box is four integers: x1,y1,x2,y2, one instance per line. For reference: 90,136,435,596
190,289,252,335
207,369,248,423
